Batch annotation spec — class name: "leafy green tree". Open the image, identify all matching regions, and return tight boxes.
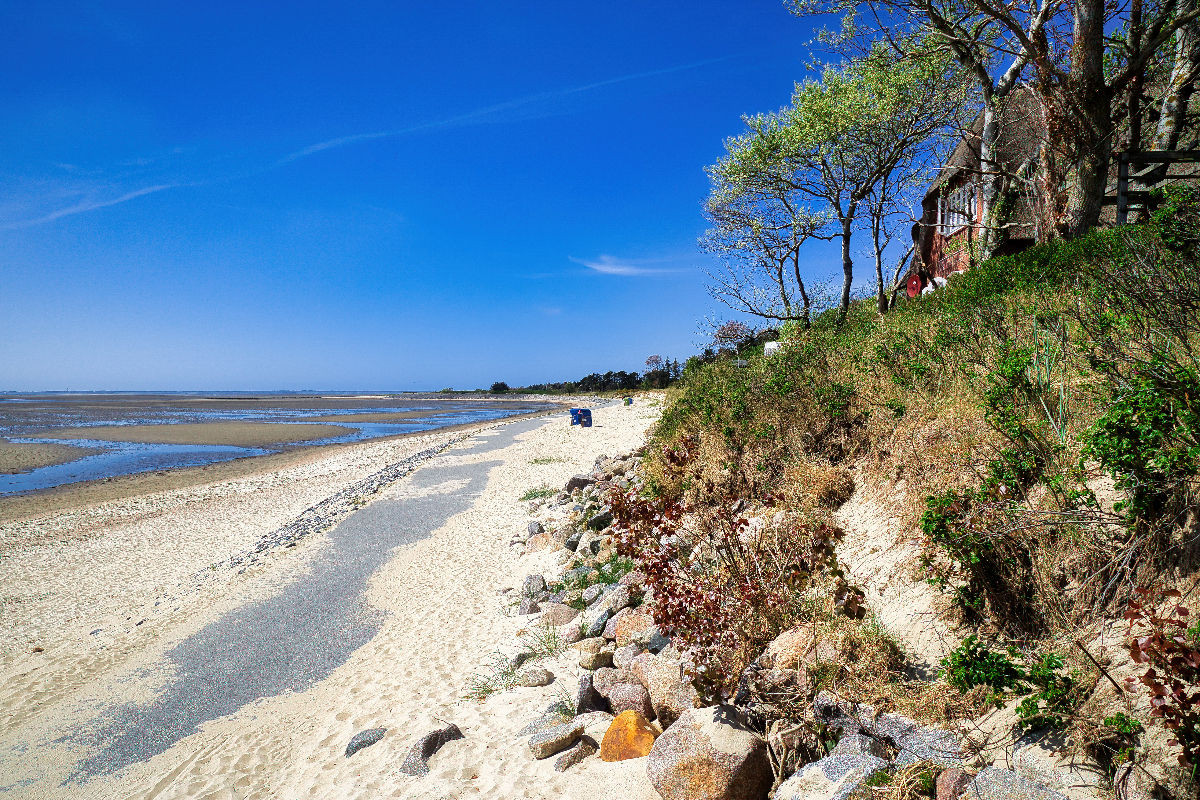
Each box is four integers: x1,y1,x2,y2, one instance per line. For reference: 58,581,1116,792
707,45,967,320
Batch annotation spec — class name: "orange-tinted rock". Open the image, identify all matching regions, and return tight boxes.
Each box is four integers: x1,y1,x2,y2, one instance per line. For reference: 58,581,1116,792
646,705,772,800
613,609,655,647
600,710,658,762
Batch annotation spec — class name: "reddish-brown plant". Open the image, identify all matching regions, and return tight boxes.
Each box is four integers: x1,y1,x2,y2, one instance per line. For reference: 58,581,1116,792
1125,587,1200,767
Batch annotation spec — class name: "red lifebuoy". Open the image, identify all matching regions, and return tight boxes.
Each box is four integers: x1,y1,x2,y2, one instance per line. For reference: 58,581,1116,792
906,272,925,299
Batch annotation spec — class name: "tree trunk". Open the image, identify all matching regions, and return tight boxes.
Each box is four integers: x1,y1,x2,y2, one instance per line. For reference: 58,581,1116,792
1151,2,1200,153
977,100,1002,258
1063,0,1112,237
838,213,854,321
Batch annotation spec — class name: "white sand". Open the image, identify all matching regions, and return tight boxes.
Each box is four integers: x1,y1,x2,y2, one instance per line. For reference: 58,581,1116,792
0,401,662,799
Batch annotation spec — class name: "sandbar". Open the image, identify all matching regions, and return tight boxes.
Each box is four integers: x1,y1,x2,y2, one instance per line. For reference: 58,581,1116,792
37,421,353,448
0,440,101,474
304,410,459,423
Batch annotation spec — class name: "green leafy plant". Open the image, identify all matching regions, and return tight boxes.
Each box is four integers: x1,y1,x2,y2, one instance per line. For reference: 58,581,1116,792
1015,653,1077,730
940,635,1024,705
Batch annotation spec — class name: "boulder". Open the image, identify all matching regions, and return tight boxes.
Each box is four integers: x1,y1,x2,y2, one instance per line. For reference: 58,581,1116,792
556,620,584,645
813,693,964,768
564,529,583,552
961,767,1069,800
576,673,609,715
606,682,655,719
830,733,889,759
522,574,548,597
517,598,541,615
630,652,702,728
398,723,464,776
603,606,633,640
600,710,658,762
516,666,555,687
613,609,655,647
566,474,596,492
593,666,638,697
527,521,545,538
575,710,616,741
646,705,773,800
937,768,974,800
585,608,613,639
528,719,585,759
526,532,556,552
763,624,836,670
577,637,614,670
554,736,598,772
587,510,614,530
613,642,645,670
539,602,580,627
593,584,632,618
775,752,888,800
345,727,387,758
582,584,605,605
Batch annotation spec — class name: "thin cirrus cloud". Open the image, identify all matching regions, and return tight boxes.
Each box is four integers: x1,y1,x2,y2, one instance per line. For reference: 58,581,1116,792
0,183,180,230
2,57,731,230
570,254,691,277
277,56,732,166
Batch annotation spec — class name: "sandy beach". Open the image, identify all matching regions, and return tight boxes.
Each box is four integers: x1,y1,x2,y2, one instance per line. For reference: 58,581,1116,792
0,400,660,799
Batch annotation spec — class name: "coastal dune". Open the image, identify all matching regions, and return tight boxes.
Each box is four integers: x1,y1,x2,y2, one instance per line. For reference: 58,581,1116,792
0,401,660,799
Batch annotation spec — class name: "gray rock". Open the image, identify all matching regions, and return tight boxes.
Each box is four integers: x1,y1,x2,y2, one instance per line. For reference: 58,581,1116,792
519,712,570,737
577,637,614,670
345,727,387,758
592,666,637,697
522,573,547,597
642,629,670,654
518,597,541,615
585,608,613,638
398,723,464,776
553,736,598,772
814,692,964,768
539,602,580,627
613,642,644,670
605,682,655,719
575,673,608,715
646,705,773,800
831,733,889,759
564,530,583,551
528,719,585,759
775,752,889,800
961,767,1069,800
587,510,614,530
566,474,596,492
516,666,555,687
582,584,605,605
592,584,631,618
527,521,545,538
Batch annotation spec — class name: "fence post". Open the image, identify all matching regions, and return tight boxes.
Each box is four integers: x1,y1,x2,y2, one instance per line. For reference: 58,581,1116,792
1116,152,1130,225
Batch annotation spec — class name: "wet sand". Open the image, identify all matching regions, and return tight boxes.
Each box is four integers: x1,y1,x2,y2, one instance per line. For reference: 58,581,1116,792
303,410,460,423
0,440,100,474
0,412,558,524
37,421,355,447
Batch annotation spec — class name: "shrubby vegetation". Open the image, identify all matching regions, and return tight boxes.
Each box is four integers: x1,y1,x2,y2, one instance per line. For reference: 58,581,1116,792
614,187,1200,790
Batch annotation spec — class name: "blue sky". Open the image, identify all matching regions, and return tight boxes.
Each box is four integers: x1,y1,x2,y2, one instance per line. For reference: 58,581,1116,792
0,1,840,391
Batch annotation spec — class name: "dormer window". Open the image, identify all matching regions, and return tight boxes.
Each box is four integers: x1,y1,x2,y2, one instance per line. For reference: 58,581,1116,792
938,181,977,233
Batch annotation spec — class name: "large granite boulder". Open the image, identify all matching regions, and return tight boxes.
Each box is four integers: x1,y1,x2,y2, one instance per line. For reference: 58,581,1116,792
814,692,964,768
613,608,655,647
630,651,702,728
539,602,580,627
645,705,773,800
775,752,888,800
961,767,1070,800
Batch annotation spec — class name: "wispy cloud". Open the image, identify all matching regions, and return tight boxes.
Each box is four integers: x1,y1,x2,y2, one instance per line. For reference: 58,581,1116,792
278,56,731,166
570,254,690,277
0,183,180,230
